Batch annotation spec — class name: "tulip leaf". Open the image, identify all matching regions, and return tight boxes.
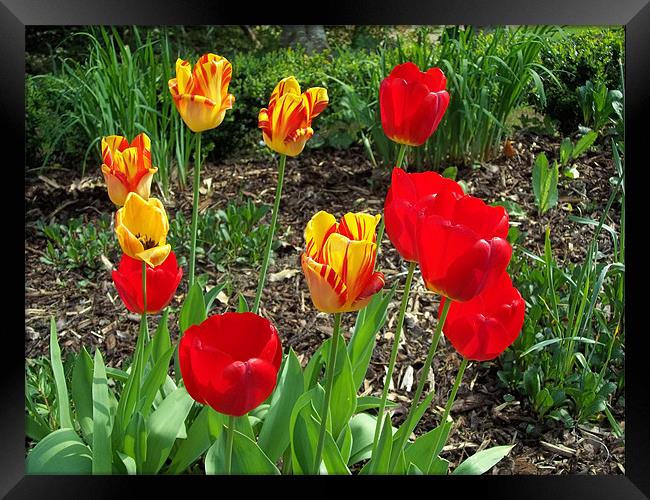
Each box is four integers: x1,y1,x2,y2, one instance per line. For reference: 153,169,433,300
26,428,92,474
204,282,227,315
142,386,194,474
355,396,398,413
123,411,147,474
403,421,452,474
362,413,393,474
258,349,305,463
117,450,137,475
349,412,379,465
49,317,73,429
179,283,206,333
150,309,171,365
389,391,435,471
205,429,280,475
336,422,353,465
429,457,450,475
322,333,357,440
237,293,249,312
136,346,175,417
452,444,515,475
304,342,327,391
532,153,559,215
167,405,224,474
348,284,397,391
289,387,325,474
71,346,94,442
92,349,112,474
407,462,424,475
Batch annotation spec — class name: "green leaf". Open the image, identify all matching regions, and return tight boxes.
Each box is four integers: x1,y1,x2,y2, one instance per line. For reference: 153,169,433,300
325,333,356,439
179,283,206,333
492,200,526,218
71,346,94,442
49,317,73,429
404,422,452,473
348,412,378,465
142,387,194,473
258,349,305,463
237,293,249,312
429,456,450,475
26,428,92,474
114,324,147,441
150,309,171,365
441,166,458,180
452,445,515,475
26,414,51,442
571,131,598,159
520,336,604,357
523,368,541,397
205,429,280,475
168,405,224,474
355,396,398,413
532,153,558,215
92,349,112,474
136,346,175,416
348,285,397,391
337,423,353,464
364,413,393,474
123,411,147,473
559,137,573,166
389,391,435,470
204,283,227,314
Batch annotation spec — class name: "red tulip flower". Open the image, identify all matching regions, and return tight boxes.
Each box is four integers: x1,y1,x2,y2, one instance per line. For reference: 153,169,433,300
112,251,182,314
380,62,450,147
384,167,465,262
179,312,283,417
440,272,525,361
416,190,512,302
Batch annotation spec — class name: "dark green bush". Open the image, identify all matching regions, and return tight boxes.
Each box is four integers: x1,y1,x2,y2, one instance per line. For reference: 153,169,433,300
534,27,624,133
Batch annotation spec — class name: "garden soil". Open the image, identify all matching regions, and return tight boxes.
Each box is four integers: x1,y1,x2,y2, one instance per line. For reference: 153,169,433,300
25,131,624,475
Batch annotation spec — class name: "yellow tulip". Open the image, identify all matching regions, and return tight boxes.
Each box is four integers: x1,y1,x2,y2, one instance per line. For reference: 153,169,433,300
258,77,328,157
168,53,235,133
115,192,171,268
301,211,385,313
100,133,158,206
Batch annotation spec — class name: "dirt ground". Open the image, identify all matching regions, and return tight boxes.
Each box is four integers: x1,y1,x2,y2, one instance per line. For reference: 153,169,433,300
24,131,624,475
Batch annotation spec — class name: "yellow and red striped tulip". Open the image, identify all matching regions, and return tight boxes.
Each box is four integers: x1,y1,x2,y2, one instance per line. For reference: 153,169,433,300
168,53,235,133
301,211,385,313
115,192,171,268
100,133,157,206
258,77,328,157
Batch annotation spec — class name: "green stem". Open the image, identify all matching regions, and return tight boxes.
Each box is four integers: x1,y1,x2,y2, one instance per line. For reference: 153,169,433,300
370,261,416,460
189,132,202,289
141,261,149,342
389,297,452,471
313,312,342,474
252,154,286,314
225,415,235,475
374,143,408,268
425,357,468,473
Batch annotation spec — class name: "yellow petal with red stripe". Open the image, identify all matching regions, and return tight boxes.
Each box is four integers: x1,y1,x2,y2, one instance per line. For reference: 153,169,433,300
338,213,381,243
301,253,347,313
322,233,376,305
269,76,301,110
305,211,338,261
303,87,329,120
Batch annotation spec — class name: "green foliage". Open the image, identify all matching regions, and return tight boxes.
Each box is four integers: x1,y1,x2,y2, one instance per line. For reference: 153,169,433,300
534,27,624,133
499,145,624,425
38,215,114,277
577,80,624,135
531,153,559,215
168,197,275,273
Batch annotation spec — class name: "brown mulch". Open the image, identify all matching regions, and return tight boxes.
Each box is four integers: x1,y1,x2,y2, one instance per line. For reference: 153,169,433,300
24,131,624,475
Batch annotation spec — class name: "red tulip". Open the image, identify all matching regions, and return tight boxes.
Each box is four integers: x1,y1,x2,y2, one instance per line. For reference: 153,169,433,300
112,251,182,314
380,62,450,147
416,190,512,302
384,167,465,262
179,312,283,417
440,272,525,361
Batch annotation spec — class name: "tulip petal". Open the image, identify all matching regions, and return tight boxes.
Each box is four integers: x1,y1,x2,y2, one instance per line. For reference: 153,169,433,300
301,253,347,313
322,233,376,303
137,244,172,268
305,211,338,261
338,213,381,243
303,87,329,120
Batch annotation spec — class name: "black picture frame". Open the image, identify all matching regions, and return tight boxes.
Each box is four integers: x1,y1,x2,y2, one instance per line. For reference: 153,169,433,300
8,1,649,497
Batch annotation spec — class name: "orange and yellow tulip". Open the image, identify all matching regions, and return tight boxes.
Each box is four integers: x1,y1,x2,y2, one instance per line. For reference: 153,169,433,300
168,53,235,133
258,77,328,157
301,211,385,313
100,133,157,206
115,192,171,268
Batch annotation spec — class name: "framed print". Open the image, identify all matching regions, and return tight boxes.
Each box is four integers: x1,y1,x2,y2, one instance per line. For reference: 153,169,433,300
5,0,649,497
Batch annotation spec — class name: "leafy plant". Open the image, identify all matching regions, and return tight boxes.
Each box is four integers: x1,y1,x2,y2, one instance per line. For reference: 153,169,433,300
38,215,114,276
577,80,624,135
531,153,559,215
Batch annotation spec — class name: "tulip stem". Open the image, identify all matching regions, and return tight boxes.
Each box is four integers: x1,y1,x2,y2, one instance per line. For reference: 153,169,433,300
225,415,235,475
370,260,416,464
425,357,468,473
252,153,286,314
141,261,149,341
389,297,452,471
313,312,342,474
374,144,408,268
189,132,202,289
